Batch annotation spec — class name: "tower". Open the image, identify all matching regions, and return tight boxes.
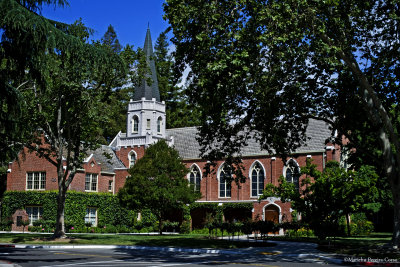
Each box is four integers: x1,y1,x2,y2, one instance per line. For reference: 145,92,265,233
110,27,166,149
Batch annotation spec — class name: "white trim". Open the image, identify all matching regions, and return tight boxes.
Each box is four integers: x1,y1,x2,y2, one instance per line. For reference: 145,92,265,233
83,154,94,163
325,145,335,150
128,150,137,168
263,202,284,235
249,160,266,198
217,162,232,198
108,131,121,147
187,163,202,192
283,158,300,180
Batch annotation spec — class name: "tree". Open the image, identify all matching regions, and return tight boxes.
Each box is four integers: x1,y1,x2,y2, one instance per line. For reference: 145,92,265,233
118,140,200,234
262,160,379,239
101,24,122,53
154,30,201,128
0,0,71,165
164,0,400,247
1,0,126,238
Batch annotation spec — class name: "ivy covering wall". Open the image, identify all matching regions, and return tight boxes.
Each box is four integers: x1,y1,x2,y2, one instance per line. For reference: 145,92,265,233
2,191,136,228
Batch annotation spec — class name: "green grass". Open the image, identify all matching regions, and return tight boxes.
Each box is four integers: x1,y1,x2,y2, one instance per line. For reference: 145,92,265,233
0,233,274,249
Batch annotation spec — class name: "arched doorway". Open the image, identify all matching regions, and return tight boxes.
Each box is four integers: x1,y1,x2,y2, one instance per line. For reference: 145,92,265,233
264,205,279,224
264,204,280,235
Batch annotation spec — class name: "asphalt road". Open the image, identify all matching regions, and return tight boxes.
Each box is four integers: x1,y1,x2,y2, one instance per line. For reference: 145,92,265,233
0,247,343,267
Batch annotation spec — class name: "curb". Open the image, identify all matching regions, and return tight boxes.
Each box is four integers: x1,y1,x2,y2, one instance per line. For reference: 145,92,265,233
10,244,247,255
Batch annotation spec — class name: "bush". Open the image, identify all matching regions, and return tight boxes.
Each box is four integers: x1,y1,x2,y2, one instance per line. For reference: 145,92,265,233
180,220,191,234
285,227,314,237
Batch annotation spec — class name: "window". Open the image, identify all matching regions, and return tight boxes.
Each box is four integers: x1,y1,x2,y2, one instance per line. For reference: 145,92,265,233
251,162,265,197
132,116,139,133
157,117,162,134
26,206,43,225
128,151,136,168
85,173,98,192
189,165,201,192
146,119,151,130
26,172,46,190
108,180,113,192
85,207,97,226
285,159,300,191
219,165,231,198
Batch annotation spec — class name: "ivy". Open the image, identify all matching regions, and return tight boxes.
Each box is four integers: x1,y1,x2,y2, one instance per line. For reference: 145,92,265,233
2,191,135,228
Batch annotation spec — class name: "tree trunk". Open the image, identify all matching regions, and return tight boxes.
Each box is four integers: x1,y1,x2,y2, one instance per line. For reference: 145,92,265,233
391,181,400,249
346,213,351,237
53,186,67,238
158,215,163,235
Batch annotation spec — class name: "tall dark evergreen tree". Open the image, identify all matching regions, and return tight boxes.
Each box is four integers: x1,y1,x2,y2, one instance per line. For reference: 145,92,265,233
154,30,201,128
101,24,122,53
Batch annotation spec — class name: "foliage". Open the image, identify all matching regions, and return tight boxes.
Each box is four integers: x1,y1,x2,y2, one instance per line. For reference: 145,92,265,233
1,191,136,229
164,0,400,246
262,160,379,239
118,140,201,234
101,25,122,53
154,30,201,128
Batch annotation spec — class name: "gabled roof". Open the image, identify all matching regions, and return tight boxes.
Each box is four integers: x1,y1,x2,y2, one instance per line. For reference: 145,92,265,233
165,119,332,160
133,27,160,102
87,145,125,172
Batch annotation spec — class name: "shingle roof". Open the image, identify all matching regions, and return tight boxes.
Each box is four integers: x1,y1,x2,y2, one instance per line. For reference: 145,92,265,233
133,28,160,102
88,145,125,172
165,119,332,160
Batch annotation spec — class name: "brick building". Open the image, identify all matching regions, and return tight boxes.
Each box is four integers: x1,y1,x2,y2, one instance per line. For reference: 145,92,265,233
6,28,339,231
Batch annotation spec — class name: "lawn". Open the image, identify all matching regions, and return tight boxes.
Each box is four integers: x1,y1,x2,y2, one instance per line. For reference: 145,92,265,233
0,233,274,249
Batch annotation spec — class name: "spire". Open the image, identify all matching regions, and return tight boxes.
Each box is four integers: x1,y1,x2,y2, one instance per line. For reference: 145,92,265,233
133,28,161,102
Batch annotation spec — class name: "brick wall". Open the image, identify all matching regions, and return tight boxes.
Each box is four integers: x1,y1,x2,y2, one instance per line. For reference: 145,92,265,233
7,149,120,194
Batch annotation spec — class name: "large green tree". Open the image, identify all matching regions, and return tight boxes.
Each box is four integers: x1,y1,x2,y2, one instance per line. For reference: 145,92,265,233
118,140,200,234
164,0,400,247
262,160,379,239
1,1,126,238
22,19,125,238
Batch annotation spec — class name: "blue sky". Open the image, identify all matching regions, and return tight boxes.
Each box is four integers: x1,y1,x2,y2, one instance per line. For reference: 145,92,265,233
41,0,170,48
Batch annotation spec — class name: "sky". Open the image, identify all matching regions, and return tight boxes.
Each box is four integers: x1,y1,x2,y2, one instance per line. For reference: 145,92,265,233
41,0,170,48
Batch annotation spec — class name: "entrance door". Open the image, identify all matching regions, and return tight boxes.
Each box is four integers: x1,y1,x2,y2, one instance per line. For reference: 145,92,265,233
264,205,279,234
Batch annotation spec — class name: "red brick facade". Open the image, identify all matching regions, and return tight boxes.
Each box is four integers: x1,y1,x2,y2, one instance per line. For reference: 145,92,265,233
6,142,339,227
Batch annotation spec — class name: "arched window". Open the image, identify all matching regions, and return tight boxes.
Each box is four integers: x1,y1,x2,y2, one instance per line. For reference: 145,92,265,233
188,165,201,192
128,151,137,168
218,164,231,198
157,117,162,134
285,159,300,191
132,116,139,134
251,162,265,197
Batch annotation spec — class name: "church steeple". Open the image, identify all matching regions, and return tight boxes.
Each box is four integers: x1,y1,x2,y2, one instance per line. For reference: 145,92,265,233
133,27,160,102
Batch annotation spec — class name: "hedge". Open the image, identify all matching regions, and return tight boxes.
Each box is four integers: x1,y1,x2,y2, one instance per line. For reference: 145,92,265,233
1,191,136,228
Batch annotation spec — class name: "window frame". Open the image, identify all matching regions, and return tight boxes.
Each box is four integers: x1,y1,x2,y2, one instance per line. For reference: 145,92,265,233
218,164,232,198
132,115,139,134
250,161,265,198
157,116,162,134
108,180,113,192
284,159,300,191
26,172,46,190
25,206,43,225
188,164,201,193
85,207,97,227
85,173,98,192
128,150,137,168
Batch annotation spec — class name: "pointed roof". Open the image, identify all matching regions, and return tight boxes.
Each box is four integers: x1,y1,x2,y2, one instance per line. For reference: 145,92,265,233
133,27,161,102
